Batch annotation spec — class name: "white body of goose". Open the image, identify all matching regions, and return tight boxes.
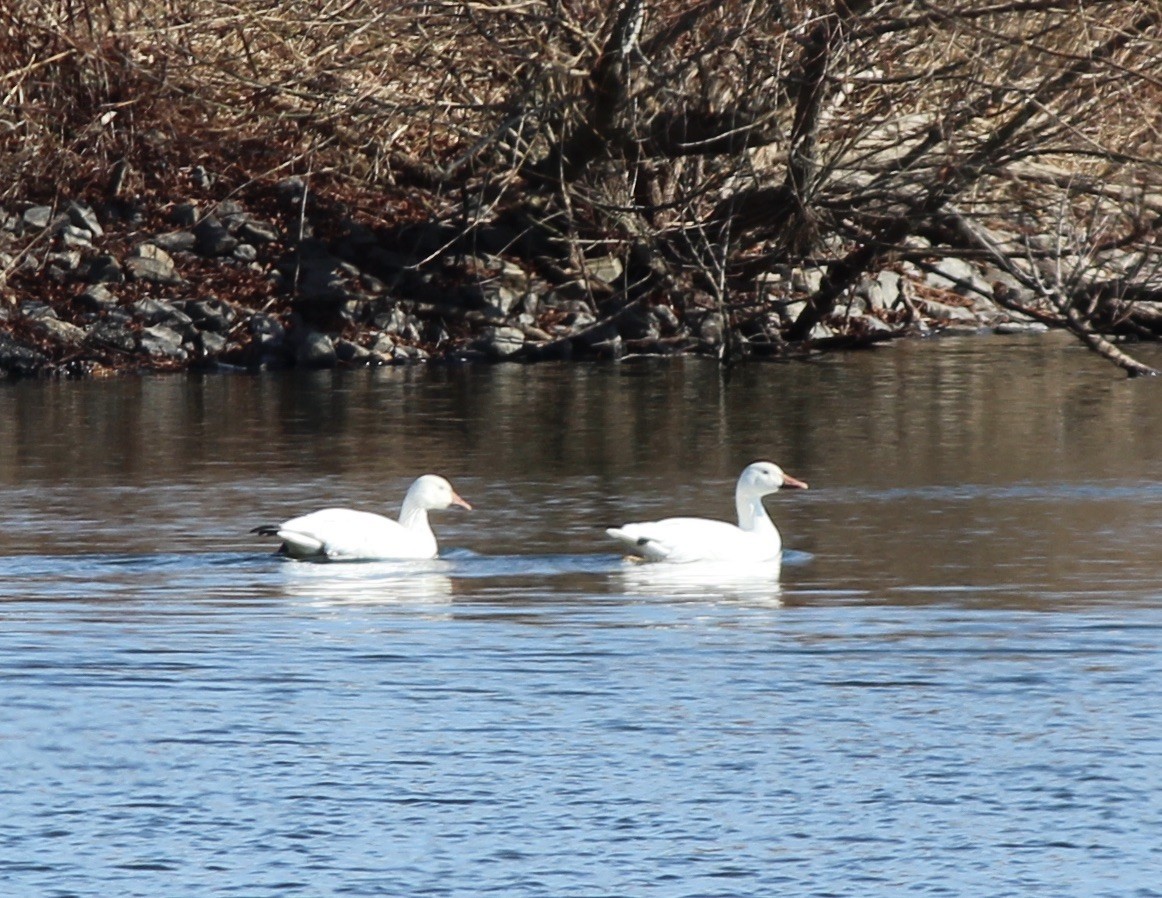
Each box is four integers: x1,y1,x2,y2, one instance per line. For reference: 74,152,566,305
252,474,470,561
605,461,807,564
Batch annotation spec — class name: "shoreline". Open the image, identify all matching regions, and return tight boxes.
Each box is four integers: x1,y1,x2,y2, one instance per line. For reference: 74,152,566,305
1,179,1051,380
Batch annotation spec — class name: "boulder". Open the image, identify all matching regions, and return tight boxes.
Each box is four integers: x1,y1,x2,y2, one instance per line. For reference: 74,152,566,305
125,244,182,285
65,201,104,238
994,321,1050,335
60,224,93,249
237,219,279,244
368,333,397,355
918,298,978,323
476,326,526,360
335,338,372,364
131,298,194,332
862,270,902,311
138,324,188,359
699,312,725,345
193,217,238,256
232,243,258,263
925,256,993,299
294,330,337,368
78,283,120,312
0,333,46,375
33,317,87,346
22,205,58,231
151,231,198,253
181,298,235,333
196,330,228,357
85,320,137,353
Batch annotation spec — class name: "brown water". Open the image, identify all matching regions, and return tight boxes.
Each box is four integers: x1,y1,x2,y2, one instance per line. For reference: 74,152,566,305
3,333,1162,896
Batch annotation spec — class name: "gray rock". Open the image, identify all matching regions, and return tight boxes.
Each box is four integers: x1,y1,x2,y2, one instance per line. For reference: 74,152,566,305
0,333,46,375
851,313,894,335
295,260,350,303
942,324,988,336
926,256,994,300
994,321,1050,335
192,166,214,189
217,200,247,224
482,284,521,317
792,267,823,294
249,313,285,339
232,243,258,263
33,317,87,346
151,231,198,253
23,302,57,320
294,330,337,367
392,344,429,361
197,330,228,357
78,284,119,312
22,205,57,230
359,272,388,295
125,244,182,285
86,320,137,353
238,220,279,244
399,319,423,343
755,269,789,299
335,338,371,363
66,201,103,238
60,224,93,248
862,270,902,311
44,251,83,273
918,299,977,322
368,333,396,354
585,255,623,285
277,176,308,206
567,310,597,330
182,298,235,333
699,312,725,345
477,326,525,360
652,305,680,334
138,324,188,358
373,307,409,335
194,217,238,256
131,298,194,332
779,300,808,325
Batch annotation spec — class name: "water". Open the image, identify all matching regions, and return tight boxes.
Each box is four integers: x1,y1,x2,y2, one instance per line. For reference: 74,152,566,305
3,334,1162,896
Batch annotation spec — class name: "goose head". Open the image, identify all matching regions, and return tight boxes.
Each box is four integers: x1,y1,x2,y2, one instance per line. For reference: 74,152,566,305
737,461,809,499
404,475,472,512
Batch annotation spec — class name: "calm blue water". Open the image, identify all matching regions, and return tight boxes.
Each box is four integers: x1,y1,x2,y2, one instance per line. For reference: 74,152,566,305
3,337,1162,896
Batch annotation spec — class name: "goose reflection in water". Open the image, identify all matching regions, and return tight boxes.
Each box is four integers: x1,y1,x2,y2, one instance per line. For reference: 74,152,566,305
614,559,784,605
276,558,454,605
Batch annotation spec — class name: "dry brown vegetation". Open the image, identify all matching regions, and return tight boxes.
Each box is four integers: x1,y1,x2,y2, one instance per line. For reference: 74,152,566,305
4,0,1162,372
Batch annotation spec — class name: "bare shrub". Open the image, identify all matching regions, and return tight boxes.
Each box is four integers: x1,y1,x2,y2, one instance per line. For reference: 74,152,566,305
3,0,1162,371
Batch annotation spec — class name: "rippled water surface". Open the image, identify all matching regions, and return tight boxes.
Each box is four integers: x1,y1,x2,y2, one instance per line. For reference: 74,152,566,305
3,335,1162,897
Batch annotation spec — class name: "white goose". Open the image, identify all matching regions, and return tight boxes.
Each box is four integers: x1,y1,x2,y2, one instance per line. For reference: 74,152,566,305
252,474,470,561
606,461,807,563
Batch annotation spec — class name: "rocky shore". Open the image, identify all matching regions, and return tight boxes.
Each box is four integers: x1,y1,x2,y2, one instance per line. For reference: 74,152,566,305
0,177,1051,380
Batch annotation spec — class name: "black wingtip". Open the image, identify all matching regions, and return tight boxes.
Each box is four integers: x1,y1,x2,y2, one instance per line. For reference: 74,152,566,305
251,525,279,536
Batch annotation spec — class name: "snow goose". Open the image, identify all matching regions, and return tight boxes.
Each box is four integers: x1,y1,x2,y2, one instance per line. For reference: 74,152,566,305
252,474,470,561
606,461,807,563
